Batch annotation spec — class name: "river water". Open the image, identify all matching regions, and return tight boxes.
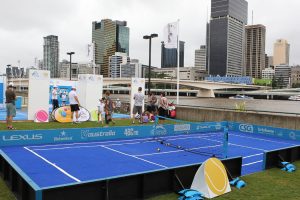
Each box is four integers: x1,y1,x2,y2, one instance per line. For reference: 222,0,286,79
111,94,300,115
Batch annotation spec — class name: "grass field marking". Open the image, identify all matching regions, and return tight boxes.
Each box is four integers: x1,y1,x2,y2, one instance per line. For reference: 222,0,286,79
101,145,168,169
242,160,263,167
24,147,81,182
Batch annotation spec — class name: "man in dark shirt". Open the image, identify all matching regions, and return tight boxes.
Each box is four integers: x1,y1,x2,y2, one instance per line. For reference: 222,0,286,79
5,83,16,129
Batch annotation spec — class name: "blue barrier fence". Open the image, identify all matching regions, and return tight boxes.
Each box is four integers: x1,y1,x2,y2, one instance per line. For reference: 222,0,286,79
0,121,228,147
228,122,300,141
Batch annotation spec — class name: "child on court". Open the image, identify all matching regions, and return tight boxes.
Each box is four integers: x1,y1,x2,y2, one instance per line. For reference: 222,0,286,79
97,98,105,124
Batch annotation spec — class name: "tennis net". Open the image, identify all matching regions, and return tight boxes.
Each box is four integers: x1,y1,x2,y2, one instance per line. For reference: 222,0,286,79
152,116,229,159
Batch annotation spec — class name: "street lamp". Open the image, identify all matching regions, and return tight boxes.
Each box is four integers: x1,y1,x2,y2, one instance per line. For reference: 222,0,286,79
6,64,11,81
67,52,75,80
143,33,158,95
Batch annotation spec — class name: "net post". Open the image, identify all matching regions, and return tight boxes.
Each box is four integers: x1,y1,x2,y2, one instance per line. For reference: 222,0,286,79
223,126,229,158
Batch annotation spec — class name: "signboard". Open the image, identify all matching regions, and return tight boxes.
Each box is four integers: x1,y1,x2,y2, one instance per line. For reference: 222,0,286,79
28,70,50,120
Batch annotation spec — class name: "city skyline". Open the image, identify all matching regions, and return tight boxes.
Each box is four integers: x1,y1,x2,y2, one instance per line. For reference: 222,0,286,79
1,0,300,74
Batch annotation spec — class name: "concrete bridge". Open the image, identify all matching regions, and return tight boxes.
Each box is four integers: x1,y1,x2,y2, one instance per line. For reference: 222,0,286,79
103,78,261,97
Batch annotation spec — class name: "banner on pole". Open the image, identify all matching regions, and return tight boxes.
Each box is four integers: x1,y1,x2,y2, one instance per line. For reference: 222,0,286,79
163,21,178,49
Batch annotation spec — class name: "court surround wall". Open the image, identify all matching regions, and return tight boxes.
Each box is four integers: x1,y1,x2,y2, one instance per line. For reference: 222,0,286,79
176,105,300,130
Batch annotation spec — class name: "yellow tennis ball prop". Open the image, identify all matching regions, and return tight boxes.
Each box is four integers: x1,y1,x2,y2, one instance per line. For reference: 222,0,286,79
204,158,229,196
191,157,231,198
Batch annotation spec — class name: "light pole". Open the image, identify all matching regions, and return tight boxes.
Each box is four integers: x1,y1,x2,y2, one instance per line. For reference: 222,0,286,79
143,33,158,95
6,64,11,82
67,52,75,80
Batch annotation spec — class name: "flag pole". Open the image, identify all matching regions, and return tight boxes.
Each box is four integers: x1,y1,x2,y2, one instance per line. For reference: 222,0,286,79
92,41,96,75
176,19,180,105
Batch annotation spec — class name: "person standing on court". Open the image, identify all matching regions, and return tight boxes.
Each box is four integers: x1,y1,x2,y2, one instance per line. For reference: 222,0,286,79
68,86,81,123
132,87,144,124
51,86,59,111
5,83,16,129
158,92,168,119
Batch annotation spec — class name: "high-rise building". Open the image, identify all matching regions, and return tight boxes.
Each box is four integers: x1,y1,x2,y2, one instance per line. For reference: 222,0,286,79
59,62,101,80
273,39,290,66
291,66,300,87
268,56,274,68
109,52,130,78
92,19,129,77
161,41,185,68
43,35,59,78
208,0,248,76
245,24,266,78
262,68,275,80
120,59,143,78
195,45,206,70
274,65,291,88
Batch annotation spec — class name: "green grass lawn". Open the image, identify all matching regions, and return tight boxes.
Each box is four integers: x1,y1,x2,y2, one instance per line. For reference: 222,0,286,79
148,161,300,200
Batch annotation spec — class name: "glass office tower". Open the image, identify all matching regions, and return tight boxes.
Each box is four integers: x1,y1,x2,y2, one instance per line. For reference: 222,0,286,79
208,0,248,76
92,19,129,77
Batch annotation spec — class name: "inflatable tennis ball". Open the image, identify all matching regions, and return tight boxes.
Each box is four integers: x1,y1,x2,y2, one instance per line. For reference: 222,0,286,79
36,110,48,122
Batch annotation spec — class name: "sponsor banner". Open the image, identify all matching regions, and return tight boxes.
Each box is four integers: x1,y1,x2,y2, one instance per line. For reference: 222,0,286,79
228,122,300,141
205,76,253,85
152,121,227,136
0,121,228,147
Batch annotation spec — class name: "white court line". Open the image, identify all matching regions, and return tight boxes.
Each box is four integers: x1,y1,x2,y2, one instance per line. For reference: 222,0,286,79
24,147,81,182
242,160,263,167
135,144,222,157
28,132,219,149
101,145,168,169
229,143,266,151
243,153,264,159
29,133,222,151
231,133,298,146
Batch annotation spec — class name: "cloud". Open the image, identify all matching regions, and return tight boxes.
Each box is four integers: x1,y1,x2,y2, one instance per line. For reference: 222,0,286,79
1,0,300,74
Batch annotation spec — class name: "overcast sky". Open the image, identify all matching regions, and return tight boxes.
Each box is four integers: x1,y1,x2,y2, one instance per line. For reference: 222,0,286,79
1,0,300,74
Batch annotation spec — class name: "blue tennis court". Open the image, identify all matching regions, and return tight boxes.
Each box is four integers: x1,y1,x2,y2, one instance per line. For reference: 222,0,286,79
1,130,299,189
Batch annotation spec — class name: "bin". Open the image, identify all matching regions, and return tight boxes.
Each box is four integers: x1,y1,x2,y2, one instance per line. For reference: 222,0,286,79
15,96,22,109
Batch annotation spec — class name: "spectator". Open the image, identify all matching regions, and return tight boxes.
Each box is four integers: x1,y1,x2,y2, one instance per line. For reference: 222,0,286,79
68,86,81,124
51,86,59,110
97,97,105,125
158,92,168,119
147,92,157,114
5,83,16,129
132,87,144,124
104,91,115,125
